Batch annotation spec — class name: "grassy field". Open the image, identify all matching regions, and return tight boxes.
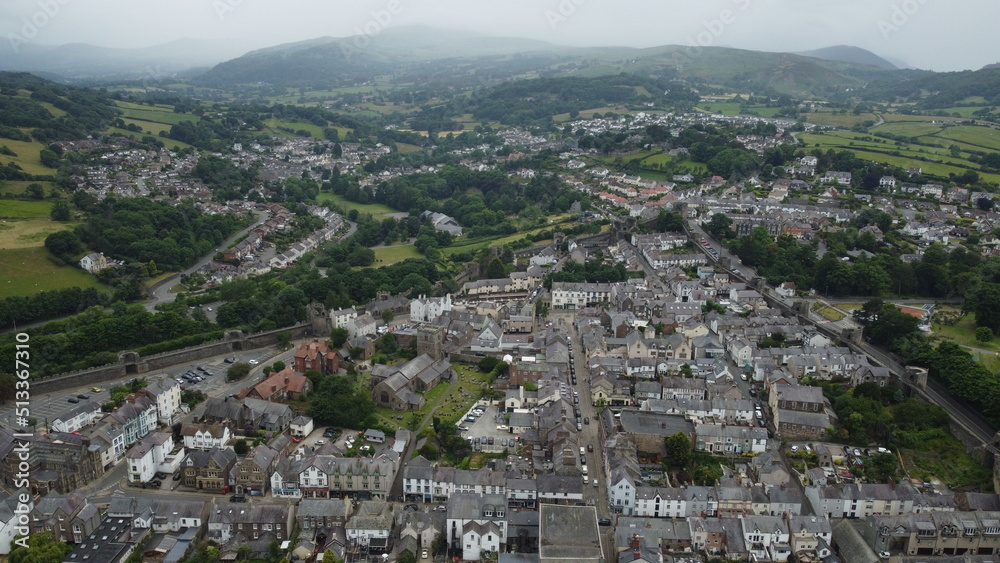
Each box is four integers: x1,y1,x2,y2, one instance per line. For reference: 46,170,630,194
811,302,846,321
123,118,172,136
805,111,880,128
117,104,199,126
316,193,398,217
798,130,1000,184
0,137,55,176
0,246,103,298
0,181,55,198
931,312,1000,354
104,127,193,151
373,244,421,265
900,440,995,492
261,118,327,139
694,103,782,118
0,200,54,219
0,218,82,250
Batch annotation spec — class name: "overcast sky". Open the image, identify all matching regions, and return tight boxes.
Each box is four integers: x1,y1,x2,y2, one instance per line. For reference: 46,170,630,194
3,0,996,71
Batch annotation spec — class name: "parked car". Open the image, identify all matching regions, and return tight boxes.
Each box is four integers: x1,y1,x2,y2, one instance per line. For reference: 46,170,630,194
173,473,182,481
67,397,80,403
434,505,446,512
147,480,161,488
230,494,246,503
598,518,612,526
224,357,235,364
154,471,167,480
77,394,89,400
593,478,598,487
587,444,593,452
91,387,102,392
584,417,589,425
422,549,428,559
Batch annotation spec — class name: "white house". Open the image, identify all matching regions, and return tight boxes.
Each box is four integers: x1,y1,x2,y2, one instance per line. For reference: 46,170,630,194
79,252,110,274
51,400,102,433
145,378,182,425
410,294,453,323
446,493,507,561
742,515,791,562
346,500,394,547
609,469,638,516
126,432,181,483
348,313,377,339
330,307,358,330
634,487,688,518
180,422,232,450
290,415,313,438
0,489,32,555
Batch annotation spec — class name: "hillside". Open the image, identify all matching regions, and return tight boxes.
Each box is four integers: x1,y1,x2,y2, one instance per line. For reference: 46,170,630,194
191,27,895,97
796,45,897,70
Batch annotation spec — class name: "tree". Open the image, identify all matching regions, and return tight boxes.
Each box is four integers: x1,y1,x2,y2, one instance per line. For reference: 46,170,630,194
25,182,45,199
44,230,83,262
976,327,994,342
276,330,291,349
227,362,252,382
485,256,507,279
478,356,500,373
330,327,349,349
381,308,395,325
662,432,692,470
705,213,733,239
272,360,286,372
50,199,71,221
398,551,418,563
234,439,249,456
9,533,72,563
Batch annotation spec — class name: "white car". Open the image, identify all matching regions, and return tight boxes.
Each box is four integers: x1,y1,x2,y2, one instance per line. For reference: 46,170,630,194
249,359,259,365
879,551,890,560
422,549,428,559
315,440,326,445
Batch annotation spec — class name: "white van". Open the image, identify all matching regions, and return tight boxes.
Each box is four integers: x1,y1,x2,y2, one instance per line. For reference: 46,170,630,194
579,446,585,455
581,465,588,475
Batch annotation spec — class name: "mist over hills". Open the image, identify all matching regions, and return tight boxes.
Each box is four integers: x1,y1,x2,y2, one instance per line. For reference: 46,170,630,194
0,26,990,101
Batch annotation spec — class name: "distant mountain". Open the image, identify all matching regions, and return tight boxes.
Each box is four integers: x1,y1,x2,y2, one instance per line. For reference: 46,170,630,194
0,38,253,82
982,62,1000,70
795,45,897,70
194,27,899,97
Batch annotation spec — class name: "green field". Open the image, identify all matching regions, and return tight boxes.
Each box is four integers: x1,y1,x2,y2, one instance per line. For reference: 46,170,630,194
0,137,55,176
104,127,193,151
0,246,103,298
799,128,1000,184
0,200,54,219
373,244,421,265
117,105,199,126
805,111,880,128
316,193,399,217
0,181,55,198
262,119,327,139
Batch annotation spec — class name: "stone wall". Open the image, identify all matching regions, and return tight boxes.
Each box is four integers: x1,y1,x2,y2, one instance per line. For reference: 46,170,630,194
31,322,315,394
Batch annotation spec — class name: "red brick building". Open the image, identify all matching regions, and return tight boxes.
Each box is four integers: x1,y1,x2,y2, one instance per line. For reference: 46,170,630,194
293,340,341,375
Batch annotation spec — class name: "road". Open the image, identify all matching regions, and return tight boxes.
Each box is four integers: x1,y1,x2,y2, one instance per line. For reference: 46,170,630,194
144,210,271,311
